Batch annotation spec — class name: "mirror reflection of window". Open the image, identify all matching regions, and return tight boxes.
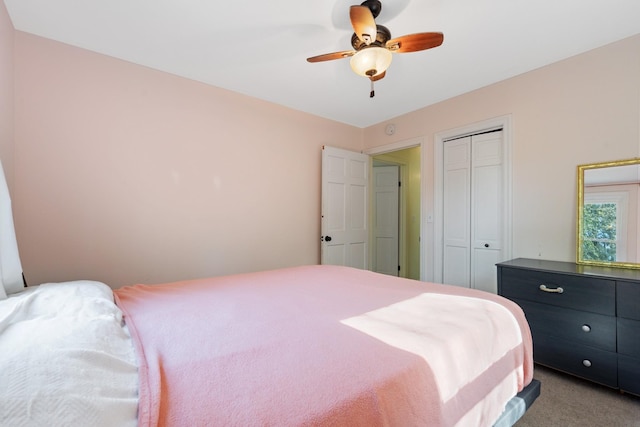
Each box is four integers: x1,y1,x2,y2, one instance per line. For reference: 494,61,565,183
583,189,632,262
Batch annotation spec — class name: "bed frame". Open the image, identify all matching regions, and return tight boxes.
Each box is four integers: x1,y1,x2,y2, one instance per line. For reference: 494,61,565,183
493,378,541,426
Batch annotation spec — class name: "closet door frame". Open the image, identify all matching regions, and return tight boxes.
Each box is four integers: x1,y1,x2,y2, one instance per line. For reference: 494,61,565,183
433,115,513,284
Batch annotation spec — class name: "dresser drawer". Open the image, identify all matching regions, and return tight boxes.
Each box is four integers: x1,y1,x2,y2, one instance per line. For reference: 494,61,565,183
499,267,615,315
515,298,616,351
618,317,640,358
618,354,640,396
617,281,640,320
533,334,618,387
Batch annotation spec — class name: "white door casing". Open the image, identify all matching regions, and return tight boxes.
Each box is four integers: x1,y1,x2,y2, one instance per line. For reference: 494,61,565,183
321,146,369,269
373,165,399,276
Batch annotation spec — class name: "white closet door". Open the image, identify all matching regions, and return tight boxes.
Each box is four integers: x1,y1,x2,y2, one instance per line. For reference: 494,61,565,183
471,132,503,293
443,131,503,292
443,137,471,287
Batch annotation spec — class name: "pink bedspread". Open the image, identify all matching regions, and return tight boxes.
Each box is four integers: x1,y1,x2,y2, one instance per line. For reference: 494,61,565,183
114,265,533,427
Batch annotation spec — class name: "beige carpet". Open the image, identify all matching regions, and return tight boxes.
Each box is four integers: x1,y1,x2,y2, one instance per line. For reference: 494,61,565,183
516,364,640,426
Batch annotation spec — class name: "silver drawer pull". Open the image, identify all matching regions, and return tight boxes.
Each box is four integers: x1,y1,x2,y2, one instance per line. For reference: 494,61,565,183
582,324,591,333
583,359,592,368
539,284,564,294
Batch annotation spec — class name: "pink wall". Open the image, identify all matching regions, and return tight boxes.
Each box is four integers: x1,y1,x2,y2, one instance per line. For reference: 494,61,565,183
9,21,640,287
0,2,14,188
13,32,362,287
363,35,640,271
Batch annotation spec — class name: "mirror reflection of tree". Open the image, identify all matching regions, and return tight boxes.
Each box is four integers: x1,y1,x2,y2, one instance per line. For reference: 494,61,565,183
582,202,617,261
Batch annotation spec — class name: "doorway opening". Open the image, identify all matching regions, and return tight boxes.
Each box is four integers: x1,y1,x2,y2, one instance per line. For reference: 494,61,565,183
371,145,422,280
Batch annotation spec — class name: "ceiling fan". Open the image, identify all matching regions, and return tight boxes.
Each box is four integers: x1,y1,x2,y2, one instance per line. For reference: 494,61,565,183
307,0,443,97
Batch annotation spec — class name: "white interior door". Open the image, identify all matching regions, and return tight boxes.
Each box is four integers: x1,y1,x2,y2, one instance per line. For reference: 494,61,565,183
373,165,399,276
442,131,504,293
321,146,369,269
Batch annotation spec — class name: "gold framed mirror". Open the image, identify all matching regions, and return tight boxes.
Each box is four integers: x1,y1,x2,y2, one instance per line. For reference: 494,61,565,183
577,158,640,268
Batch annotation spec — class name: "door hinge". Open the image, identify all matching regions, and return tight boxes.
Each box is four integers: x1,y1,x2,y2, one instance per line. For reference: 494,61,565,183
398,181,401,187
398,265,401,272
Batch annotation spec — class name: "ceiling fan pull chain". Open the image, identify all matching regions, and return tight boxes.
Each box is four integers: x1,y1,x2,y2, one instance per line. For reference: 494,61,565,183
370,79,375,98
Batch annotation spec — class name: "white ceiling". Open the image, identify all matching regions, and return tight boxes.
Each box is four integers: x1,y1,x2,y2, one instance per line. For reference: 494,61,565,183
5,0,640,128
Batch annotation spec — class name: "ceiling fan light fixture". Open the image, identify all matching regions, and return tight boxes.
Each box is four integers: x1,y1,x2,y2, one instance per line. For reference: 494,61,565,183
349,47,392,78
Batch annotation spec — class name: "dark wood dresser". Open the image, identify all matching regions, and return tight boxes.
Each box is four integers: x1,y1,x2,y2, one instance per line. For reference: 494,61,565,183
496,258,640,396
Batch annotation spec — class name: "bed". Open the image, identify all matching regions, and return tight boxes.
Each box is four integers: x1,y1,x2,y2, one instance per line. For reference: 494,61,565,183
0,264,539,426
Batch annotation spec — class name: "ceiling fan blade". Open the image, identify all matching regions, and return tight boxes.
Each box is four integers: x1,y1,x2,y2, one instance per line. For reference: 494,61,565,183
386,32,444,53
307,50,356,63
350,5,377,45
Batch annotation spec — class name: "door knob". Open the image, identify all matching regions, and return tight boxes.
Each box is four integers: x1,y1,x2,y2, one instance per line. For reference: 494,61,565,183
484,243,489,248
325,236,332,242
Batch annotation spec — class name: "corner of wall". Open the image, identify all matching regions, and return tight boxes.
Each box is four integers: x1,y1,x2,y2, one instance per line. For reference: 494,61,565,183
0,0,15,190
